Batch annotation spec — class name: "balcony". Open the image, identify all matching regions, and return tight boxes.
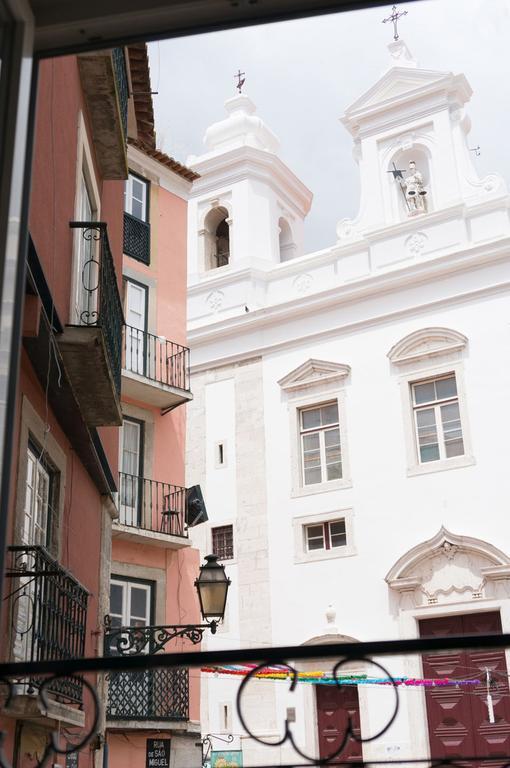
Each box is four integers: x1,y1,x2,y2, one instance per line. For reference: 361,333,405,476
106,667,189,723
4,546,88,722
123,211,151,264
121,326,192,412
112,473,190,547
77,47,129,179
58,223,124,427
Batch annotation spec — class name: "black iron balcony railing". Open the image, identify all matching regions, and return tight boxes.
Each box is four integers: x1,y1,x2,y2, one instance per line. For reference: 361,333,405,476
122,325,190,392
117,472,188,538
123,211,151,264
112,47,128,140
106,667,189,722
70,222,125,397
5,545,89,705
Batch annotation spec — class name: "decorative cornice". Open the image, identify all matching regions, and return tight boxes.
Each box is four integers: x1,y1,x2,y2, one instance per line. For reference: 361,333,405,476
387,327,468,365
188,236,510,349
342,69,471,135
189,145,313,216
278,359,351,392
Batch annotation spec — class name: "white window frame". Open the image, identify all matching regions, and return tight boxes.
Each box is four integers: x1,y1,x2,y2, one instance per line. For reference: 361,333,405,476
14,397,66,556
24,443,52,547
293,508,356,564
71,113,101,324
398,361,475,477
125,171,149,222
412,374,464,464
299,402,342,487
109,577,152,654
289,391,351,498
304,518,347,553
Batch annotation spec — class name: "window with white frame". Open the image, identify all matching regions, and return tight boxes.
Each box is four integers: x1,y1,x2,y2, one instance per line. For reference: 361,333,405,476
411,374,464,464
108,577,152,654
300,402,342,485
305,519,346,552
125,172,149,222
23,443,54,547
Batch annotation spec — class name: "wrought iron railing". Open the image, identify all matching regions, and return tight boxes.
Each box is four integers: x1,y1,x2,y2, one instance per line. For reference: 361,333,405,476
122,325,190,392
111,47,128,140
2,634,510,767
106,667,189,721
69,222,124,396
5,545,89,705
117,472,188,538
123,211,151,264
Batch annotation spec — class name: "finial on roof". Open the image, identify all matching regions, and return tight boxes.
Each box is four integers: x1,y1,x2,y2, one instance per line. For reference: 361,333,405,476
382,4,408,42
235,69,246,94
325,604,336,626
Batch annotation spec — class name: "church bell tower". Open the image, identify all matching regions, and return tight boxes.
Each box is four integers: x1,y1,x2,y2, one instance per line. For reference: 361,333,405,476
186,85,312,287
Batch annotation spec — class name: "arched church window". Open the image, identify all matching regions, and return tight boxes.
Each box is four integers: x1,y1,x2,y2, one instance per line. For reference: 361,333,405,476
278,217,295,262
388,147,432,220
204,206,230,270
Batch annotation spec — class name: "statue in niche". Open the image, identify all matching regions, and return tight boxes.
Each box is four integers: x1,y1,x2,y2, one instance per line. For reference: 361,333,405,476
388,159,428,216
403,161,427,214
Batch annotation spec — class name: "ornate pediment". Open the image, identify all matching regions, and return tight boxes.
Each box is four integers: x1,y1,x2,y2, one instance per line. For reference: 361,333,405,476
387,327,468,365
386,527,510,608
345,67,450,114
278,359,350,393
342,66,471,136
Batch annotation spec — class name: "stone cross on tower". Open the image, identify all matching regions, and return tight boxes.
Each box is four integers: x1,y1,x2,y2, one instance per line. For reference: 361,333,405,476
382,4,408,41
235,69,246,94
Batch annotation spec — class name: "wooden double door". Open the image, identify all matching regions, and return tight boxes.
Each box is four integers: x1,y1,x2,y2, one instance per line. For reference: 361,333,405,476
316,612,510,766
420,612,510,767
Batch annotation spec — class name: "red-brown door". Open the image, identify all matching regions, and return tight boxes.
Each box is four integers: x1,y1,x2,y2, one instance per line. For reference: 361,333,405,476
420,612,510,767
316,683,363,762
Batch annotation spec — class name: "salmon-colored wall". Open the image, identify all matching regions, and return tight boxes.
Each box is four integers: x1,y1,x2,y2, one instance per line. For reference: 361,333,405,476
112,171,201,731
0,351,105,768
0,54,126,768
29,57,123,481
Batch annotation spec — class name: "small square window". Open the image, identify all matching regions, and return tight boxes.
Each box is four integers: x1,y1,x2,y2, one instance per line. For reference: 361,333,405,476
212,525,234,560
124,172,149,222
305,519,346,552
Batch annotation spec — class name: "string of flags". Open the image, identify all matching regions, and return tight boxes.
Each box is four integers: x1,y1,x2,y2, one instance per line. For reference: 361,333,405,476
201,664,480,687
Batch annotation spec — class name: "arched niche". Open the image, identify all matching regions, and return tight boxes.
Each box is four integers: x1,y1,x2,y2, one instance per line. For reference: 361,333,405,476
203,205,230,270
279,217,296,262
386,527,510,610
388,145,433,221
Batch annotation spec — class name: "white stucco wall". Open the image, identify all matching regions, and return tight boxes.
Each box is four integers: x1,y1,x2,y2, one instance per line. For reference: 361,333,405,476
185,38,510,767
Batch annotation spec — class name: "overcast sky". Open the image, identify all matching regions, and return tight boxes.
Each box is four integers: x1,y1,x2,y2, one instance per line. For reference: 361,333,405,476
148,0,510,252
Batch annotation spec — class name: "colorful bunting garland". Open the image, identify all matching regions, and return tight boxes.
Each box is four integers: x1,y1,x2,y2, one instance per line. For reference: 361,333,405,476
201,664,479,687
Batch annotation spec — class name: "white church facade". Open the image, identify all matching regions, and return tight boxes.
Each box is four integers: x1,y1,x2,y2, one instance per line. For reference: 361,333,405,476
185,34,510,765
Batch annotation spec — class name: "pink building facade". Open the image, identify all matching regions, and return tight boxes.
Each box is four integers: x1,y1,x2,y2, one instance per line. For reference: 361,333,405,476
106,134,203,768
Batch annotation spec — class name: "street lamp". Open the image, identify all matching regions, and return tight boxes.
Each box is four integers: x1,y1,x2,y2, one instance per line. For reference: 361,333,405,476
104,554,231,655
195,554,231,633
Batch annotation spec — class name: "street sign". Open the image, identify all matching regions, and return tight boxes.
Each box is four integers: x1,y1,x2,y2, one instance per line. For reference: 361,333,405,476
146,739,171,768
